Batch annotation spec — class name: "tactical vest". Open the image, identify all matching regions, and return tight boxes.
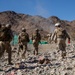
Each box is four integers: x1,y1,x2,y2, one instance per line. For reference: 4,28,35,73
20,32,29,42
56,28,66,39
0,28,13,41
32,33,41,42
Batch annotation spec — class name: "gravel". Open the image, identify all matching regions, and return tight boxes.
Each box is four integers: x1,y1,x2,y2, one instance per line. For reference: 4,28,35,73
0,44,75,75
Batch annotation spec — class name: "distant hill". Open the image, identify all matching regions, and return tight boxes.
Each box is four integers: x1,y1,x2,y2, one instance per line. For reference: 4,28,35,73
0,11,75,40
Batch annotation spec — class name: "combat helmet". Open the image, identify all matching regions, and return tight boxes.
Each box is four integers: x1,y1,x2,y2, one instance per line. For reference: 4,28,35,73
35,28,39,31
55,23,61,27
6,24,11,28
22,28,26,32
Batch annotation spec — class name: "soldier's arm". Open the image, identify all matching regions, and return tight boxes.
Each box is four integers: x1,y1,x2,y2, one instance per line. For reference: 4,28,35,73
27,33,29,38
27,33,30,42
18,34,21,43
8,29,14,42
10,30,14,39
39,33,41,41
51,30,56,41
65,30,70,40
39,33,41,44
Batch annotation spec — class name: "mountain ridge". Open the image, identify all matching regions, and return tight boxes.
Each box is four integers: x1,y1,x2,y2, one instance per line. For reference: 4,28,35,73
0,11,75,40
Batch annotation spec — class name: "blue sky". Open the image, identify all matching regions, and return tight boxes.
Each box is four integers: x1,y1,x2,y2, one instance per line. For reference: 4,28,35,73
0,0,75,21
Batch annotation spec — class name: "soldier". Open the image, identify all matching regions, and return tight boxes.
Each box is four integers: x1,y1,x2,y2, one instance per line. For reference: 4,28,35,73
52,23,70,59
0,24,13,65
47,33,52,44
18,28,29,58
32,29,41,55
0,23,5,58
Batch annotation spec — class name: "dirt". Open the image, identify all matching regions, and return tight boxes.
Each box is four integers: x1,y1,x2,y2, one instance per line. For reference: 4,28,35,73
0,42,75,75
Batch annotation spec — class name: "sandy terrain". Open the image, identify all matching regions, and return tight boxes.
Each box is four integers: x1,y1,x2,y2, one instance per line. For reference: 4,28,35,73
0,42,75,75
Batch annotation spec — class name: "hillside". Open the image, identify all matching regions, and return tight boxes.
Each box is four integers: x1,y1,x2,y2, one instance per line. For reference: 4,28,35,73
0,11,75,39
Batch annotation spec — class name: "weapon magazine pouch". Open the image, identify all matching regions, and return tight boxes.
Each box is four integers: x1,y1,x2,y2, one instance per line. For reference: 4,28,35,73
57,28,66,38
20,32,27,42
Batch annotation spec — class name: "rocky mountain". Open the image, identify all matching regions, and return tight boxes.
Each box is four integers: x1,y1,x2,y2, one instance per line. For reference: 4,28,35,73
0,11,75,40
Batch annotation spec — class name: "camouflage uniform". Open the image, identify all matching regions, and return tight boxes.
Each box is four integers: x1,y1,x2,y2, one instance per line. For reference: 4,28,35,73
0,41,5,58
32,29,41,55
52,23,70,59
5,24,13,64
47,33,52,44
0,24,5,58
18,28,29,58
0,24,13,65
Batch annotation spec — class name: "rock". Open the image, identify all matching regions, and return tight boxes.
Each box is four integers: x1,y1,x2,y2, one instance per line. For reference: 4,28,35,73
14,63,20,69
67,67,72,70
17,70,22,75
19,63,25,69
0,72,5,75
38,56,45,64
50,68,56,74
38,56,50,64
34,67,39,72
44,65,49,70
10,71,15,75
38,69,43,74
0,43,75,75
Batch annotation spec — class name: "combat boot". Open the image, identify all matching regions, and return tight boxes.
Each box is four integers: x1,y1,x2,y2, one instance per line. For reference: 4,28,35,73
62,52,66,59
8,62,13,65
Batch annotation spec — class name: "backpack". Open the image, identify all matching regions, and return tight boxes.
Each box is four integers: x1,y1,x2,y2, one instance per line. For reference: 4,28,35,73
20,32,29,42
32,33,41,42
0,28,13,41
56,28,66,38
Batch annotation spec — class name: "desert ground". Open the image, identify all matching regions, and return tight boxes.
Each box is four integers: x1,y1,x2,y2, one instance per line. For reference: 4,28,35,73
0,41,75,75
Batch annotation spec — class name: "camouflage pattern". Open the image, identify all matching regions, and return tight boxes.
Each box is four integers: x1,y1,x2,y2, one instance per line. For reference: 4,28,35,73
4,41,12,64
0,25,13,42
47,33,52,44
18,30,29,58
5,25,13,64
32,30,41,55
52,27,70,59
0,24,13,64
0,24,5,58
0,41,5,58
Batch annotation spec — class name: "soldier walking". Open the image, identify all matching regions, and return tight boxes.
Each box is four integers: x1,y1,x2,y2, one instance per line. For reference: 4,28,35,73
18,28,29,58
0,24,14,65
32,29,41,55
52,23,70,59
